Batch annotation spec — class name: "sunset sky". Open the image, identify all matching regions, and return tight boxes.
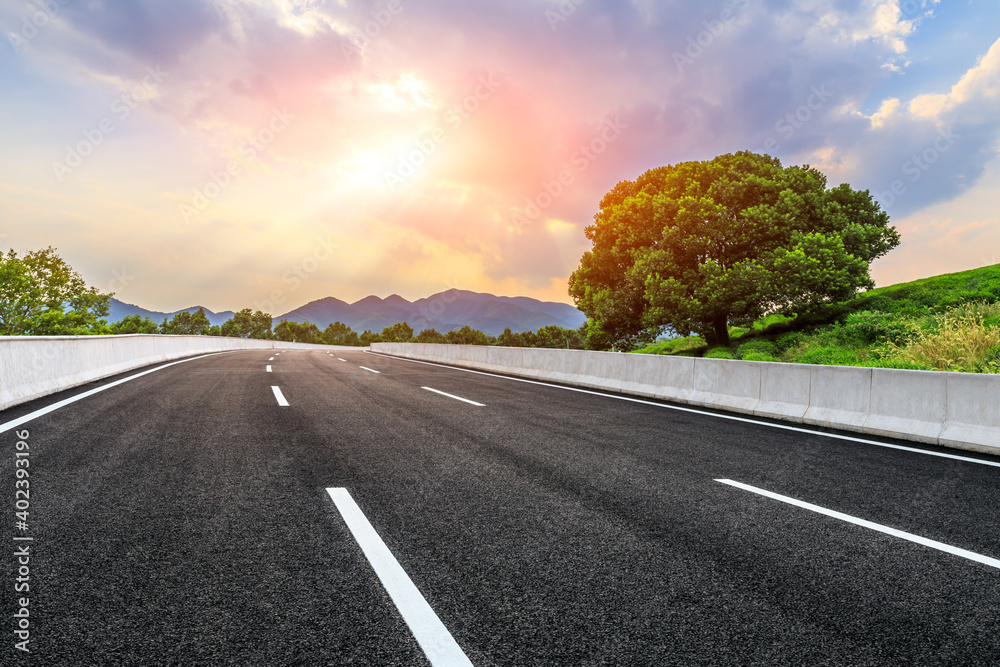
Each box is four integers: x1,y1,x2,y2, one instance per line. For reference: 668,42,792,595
2,0,999,313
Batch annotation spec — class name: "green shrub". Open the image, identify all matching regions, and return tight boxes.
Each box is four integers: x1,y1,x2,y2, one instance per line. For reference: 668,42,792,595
842,311,918,345
704,347,736,359
775,332,806,353
793,347,862,366
741,351,780,362
632,335,706,355
977,343,1000,373
736,339,778,359
866,359,934,370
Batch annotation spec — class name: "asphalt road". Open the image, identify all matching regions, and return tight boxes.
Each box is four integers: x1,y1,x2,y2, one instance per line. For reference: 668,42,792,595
4,348,1000,665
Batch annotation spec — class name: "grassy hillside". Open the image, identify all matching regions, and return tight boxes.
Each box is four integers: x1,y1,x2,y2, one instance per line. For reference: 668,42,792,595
634,263,1000,373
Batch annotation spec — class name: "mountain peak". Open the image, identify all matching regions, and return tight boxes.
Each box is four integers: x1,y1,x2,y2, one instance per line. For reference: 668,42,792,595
351,295,384,307
383,294,411,305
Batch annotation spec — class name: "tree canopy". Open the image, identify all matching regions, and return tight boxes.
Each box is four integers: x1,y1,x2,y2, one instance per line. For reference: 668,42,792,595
160,308,212,336
274,319,322,343
220,308,273,339
0,247,112,335
110,314,160,334
568,152,900,349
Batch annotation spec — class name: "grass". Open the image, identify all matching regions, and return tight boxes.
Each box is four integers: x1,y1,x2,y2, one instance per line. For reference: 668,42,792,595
631,263,1000,373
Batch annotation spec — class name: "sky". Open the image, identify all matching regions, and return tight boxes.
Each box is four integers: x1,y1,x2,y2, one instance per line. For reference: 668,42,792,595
1,0,999,313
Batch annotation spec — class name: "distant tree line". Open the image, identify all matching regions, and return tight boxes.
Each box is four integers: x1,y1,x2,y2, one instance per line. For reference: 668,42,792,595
110,309,588,348
1,247,586,349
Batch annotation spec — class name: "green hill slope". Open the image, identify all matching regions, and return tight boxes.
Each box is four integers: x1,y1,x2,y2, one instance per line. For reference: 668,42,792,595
635,263,1000,373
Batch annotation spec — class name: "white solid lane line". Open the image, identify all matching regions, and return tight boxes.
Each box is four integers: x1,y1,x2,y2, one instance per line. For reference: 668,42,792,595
716,479,1000,569
422,387,485,407
325,488,474,667
271,386,289,406
359,366,381,374
0,352,231,435
367,352,1000,470
266,365,272,373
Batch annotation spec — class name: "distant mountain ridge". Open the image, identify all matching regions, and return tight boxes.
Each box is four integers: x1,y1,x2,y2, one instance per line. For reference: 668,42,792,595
107,289,587,336
107,301,236,327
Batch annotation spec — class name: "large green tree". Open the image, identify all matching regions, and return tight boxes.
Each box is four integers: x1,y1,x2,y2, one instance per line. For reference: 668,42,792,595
569,152,900,349
380,321,414,343
445,325,491,346
109,314,160,334
322,321,360,346
414,328,447,344
274,319,322,343
160,308,212,335
0,247,112,335
221,308,273,339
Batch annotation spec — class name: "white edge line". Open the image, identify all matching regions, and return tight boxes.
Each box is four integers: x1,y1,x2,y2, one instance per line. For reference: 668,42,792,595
325,488,474,667
422,387,485,407
266,365,272,373
365,351,1000,470
271,386,289,406
0,351,232,435
358,366,381,374
716,479,1000,569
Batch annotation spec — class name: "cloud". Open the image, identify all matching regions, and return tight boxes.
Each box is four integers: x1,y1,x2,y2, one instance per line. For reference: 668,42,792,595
3,0,997,307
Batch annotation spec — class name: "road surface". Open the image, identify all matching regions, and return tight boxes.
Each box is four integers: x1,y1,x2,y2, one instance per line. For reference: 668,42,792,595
3,348,1000,665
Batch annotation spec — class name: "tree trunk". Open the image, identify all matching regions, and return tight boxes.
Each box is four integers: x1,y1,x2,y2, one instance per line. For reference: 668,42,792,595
711,314,729,348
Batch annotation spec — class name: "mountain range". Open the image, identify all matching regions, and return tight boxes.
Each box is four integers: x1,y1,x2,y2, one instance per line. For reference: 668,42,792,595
107,289,587,336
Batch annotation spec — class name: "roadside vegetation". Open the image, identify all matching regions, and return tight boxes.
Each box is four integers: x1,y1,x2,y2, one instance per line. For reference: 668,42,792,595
633,264,1000,374
0,246,585,349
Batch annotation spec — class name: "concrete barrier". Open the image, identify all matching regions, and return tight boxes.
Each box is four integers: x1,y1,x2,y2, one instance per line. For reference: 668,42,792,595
865,369,947,444
754,362,811,421
940,373,1000,454
802,365,872,432
0,335,346,411
371,343,1000,455
690,358,761,414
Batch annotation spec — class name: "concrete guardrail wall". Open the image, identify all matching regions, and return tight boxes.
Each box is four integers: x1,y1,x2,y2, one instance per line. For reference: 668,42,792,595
0,335,338,412
371,343,1000,456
